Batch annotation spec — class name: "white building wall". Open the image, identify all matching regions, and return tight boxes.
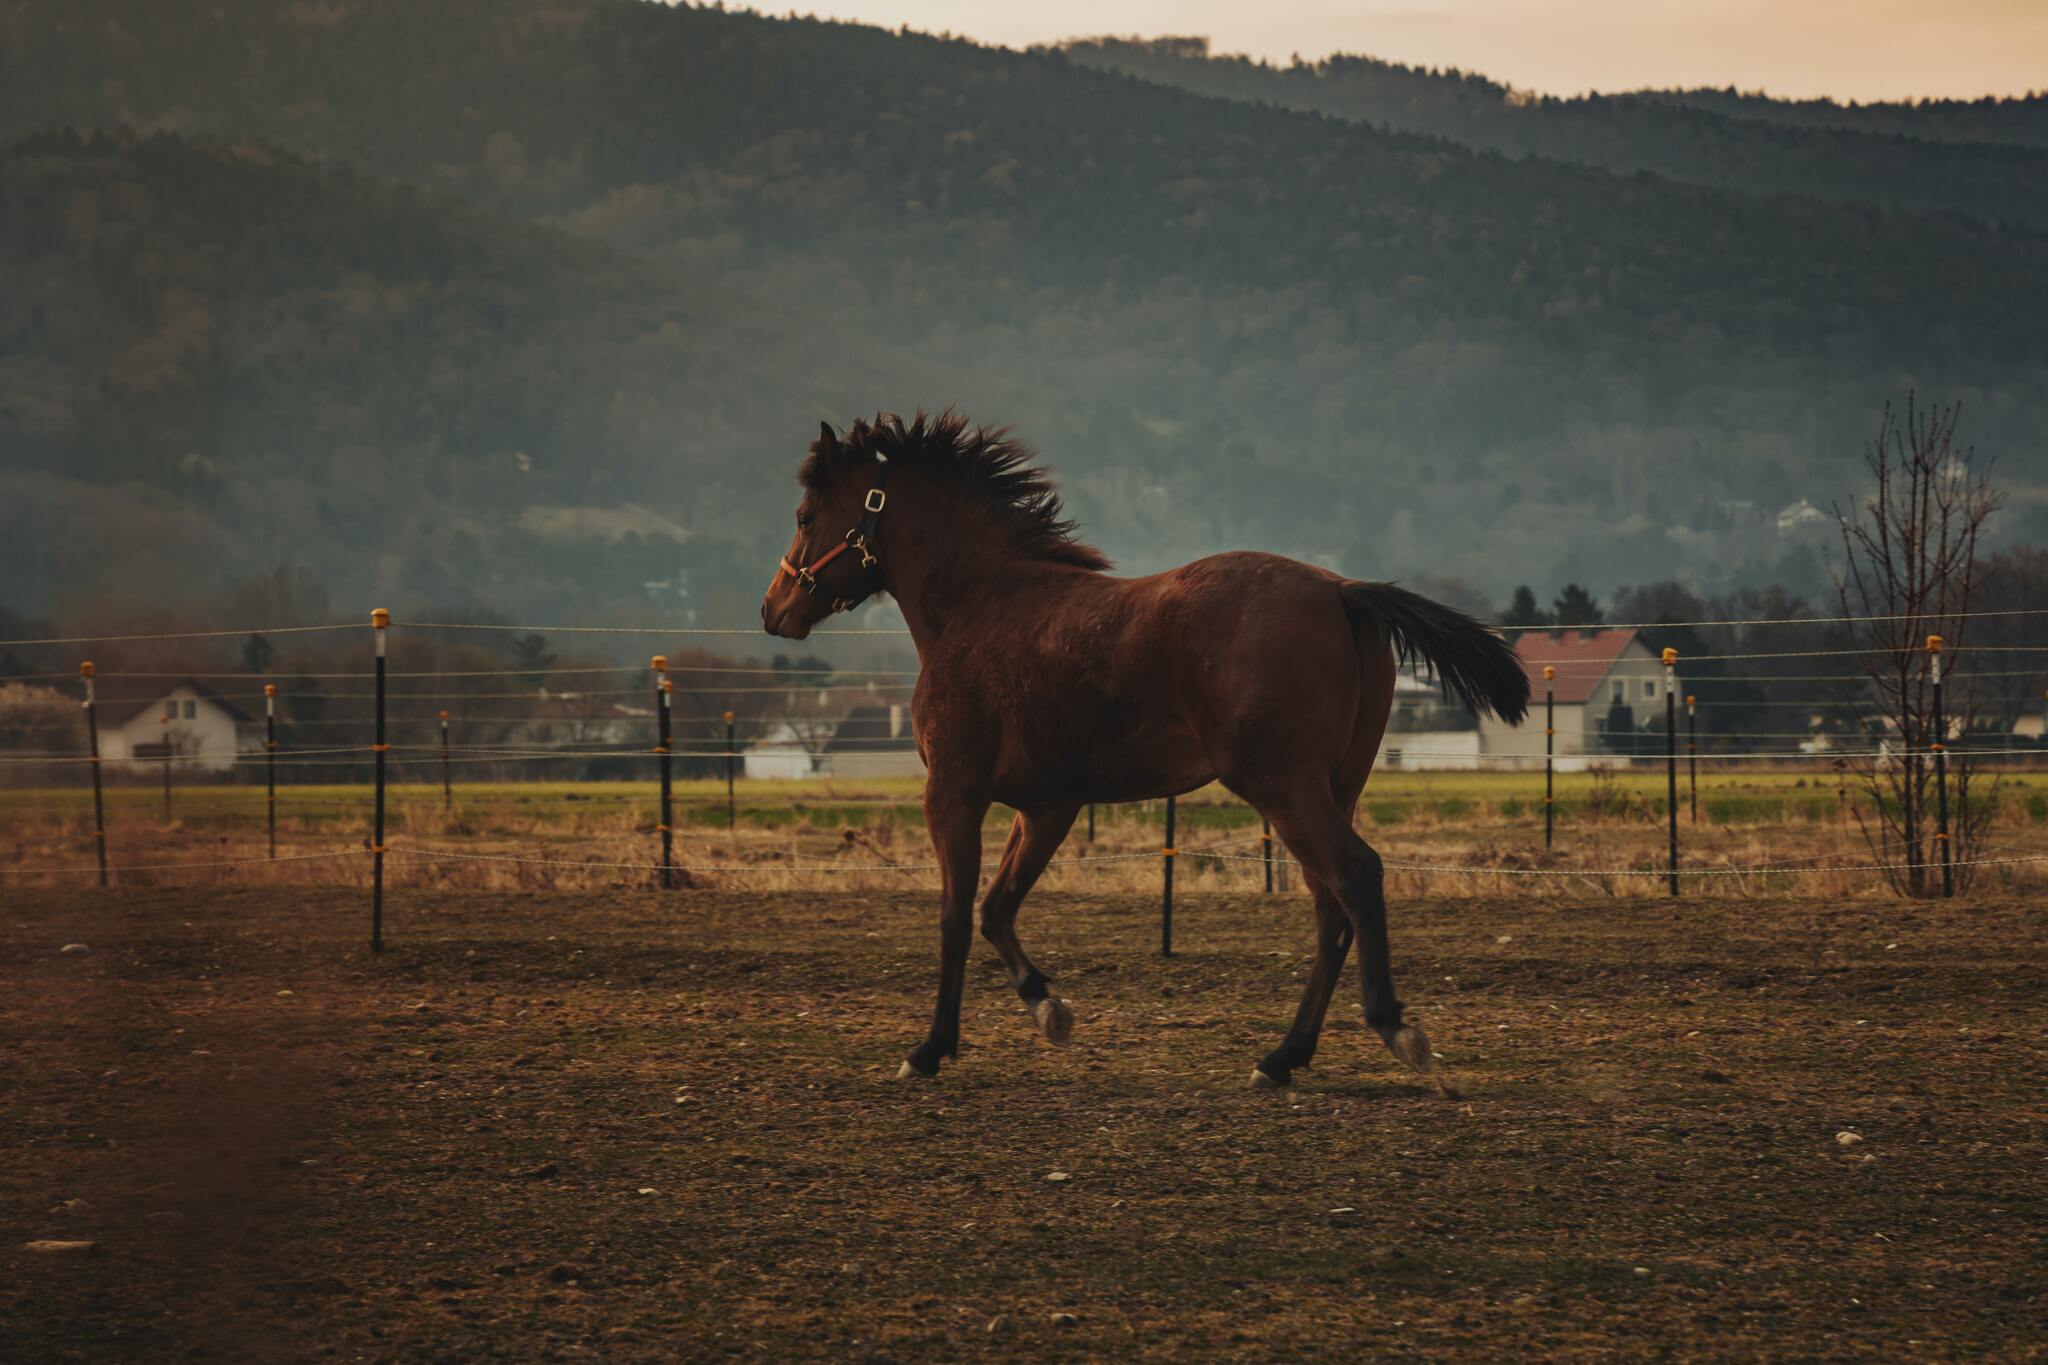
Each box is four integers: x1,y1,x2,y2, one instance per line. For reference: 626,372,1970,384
744,744,819,780
100,684,243,774
818,750,927,778
1477,639,1679,766
1376,729,1481,771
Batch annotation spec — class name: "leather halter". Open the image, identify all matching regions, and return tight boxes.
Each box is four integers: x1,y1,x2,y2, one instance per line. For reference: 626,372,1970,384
777,471,889,614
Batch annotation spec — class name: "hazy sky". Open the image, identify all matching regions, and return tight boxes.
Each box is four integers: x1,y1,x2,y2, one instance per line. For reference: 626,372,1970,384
785,0,2047,102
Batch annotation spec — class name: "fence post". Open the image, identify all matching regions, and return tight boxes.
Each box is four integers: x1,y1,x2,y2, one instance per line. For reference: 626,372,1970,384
439,709,451,809
371,608,388,953
653,656,673,890
265,683,278,860
1160,795,1176,957
1686,693,1698,824
1262,814,1273,893
1542,666,1555,851
724,709,736,832
82,662,107,888
1087,803,1095,843
160,711,172,822
1663,648,1679,896
1929,635,1952,898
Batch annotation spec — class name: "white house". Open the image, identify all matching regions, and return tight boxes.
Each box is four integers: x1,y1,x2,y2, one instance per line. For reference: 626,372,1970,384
98,680,261,774
1477,629,1681,770
743,704,925,780
1376,667,1484,770
743,720,824,780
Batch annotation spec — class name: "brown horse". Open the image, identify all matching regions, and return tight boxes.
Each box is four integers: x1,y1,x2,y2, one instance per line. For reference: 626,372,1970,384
761,412,1529,1092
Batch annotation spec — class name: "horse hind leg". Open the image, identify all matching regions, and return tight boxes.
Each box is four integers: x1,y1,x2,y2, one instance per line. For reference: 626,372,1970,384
1260,788,1458,1098
979,805,1080,1046
1252,876,1352,1089
1347,837,1458,1097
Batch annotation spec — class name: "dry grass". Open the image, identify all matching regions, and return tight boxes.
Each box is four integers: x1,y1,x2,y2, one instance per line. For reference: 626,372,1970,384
3,774,2045,900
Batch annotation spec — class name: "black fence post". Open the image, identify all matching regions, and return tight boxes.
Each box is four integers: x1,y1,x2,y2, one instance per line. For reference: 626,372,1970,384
654,656,673,890
82,662,107,888
1663,648,1678,897
265,683,278,860
439,709,452,809
1160,795,1176,957
371,608,388,953
1262,813,1273,893
160,711,171,822
1929,635,1952,898
1543,666,1555,852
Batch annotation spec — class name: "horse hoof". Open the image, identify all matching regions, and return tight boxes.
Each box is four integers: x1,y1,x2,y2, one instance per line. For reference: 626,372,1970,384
1378,1023,1433,1073
1034,997,1074,1047
1378,1023,1459,1096
1249,1067,1288,1090
895,1060,930,1082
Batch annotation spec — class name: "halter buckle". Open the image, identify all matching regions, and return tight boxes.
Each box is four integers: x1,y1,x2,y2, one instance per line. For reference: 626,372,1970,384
848,532,877,568
863,488,887,513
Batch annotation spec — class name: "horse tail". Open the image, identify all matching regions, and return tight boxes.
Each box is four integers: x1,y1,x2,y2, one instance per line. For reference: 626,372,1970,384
1339,581,1530,724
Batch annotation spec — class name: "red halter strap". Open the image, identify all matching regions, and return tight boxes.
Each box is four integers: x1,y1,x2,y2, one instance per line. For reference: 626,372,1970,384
776,485,887,613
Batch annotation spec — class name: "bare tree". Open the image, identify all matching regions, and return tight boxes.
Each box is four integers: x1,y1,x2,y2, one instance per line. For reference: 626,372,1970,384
1831,396,2003,895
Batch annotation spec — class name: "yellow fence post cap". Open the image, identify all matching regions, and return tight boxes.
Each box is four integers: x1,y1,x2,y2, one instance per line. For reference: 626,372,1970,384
1686,694,1696,706
723,710,735,723
1542,665,1555,680
651,654,667,671
371,608,390,629
80,660,94,677
439,709,449,721
1661,646,1678,666
264,683,277,697
1926,634,1943,654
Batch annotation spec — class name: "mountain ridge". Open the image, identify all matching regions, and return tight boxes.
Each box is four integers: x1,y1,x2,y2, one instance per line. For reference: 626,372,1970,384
2,1,2043,631
1056,36,2048,228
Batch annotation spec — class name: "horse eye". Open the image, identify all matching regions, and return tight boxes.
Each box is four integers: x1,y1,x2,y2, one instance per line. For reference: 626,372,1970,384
796,511,812,529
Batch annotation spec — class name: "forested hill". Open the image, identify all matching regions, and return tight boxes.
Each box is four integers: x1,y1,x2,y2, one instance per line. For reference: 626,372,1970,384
1058,37,2048,228
4,1,2042,356
2,1,2045,632
1633,89,2048,150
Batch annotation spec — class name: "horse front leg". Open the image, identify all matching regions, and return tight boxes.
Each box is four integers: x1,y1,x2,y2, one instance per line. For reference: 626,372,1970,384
898,789,989,1080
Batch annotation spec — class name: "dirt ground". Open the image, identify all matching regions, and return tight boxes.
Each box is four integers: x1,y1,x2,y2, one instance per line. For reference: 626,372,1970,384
3,886,2043,1361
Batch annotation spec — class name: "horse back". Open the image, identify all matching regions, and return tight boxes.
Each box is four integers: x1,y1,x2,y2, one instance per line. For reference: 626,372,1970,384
919,551,1379,804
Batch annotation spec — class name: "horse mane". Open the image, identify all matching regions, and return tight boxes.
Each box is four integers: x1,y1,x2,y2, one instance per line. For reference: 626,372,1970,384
801,410,1112,572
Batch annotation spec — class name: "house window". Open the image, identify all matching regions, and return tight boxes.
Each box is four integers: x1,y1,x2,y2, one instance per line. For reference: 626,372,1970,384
1610,681,1624,703
183,700,197,719
1643,679,1656,699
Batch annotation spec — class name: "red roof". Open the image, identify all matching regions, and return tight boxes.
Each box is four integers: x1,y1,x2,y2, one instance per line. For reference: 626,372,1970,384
1511,629,1644,705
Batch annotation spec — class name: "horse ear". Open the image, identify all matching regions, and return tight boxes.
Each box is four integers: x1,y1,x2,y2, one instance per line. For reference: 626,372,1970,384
816,421,838,452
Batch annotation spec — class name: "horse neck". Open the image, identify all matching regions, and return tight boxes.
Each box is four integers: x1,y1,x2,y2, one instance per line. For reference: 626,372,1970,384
882,487,1044,655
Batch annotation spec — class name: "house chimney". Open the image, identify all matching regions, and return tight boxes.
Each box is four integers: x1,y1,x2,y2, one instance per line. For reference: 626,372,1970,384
889,703,903,738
